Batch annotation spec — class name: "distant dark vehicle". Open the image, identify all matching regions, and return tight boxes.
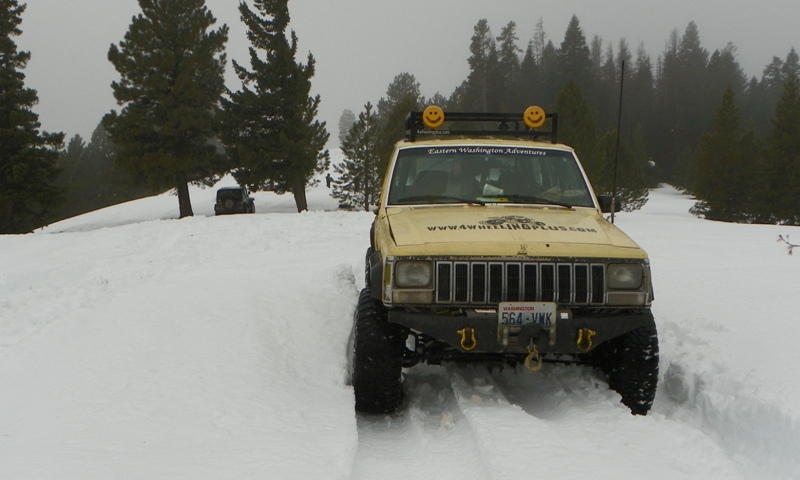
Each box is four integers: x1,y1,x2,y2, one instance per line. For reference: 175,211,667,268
214,186,255,215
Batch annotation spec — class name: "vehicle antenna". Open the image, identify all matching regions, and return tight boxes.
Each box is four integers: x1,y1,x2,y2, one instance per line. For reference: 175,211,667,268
611,60,625,224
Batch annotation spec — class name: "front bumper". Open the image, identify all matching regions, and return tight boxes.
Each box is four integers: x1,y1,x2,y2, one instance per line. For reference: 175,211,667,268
389,308,654,355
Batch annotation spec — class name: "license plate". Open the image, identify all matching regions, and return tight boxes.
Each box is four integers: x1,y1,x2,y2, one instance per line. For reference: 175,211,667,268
498,302,557,327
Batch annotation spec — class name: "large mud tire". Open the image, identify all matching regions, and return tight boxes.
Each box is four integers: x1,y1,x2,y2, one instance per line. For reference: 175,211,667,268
594,323,659,415
363,248,373,286
352,288,405,414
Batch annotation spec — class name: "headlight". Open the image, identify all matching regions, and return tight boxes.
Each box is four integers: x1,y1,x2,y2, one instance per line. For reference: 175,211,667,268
607,264,643,289
395,261,432,287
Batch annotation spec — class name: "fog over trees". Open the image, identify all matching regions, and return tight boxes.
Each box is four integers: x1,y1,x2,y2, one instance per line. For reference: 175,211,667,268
3,2,799,229
337,16,800,224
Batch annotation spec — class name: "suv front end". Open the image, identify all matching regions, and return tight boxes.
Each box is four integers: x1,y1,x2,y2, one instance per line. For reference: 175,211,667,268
352,108,658,416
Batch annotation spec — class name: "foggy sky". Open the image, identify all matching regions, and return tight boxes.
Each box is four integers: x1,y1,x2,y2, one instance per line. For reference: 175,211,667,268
16,0,800,146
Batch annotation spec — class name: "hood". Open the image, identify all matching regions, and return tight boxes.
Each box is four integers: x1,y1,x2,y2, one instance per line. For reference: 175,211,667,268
384,205,644,257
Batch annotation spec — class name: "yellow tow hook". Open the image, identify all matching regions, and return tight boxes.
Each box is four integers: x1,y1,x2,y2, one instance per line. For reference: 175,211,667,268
524,343,543,372
576,328,596,352
457,327,477,351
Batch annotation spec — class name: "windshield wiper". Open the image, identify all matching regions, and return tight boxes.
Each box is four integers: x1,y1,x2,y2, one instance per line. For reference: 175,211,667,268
484,194,573,209
395,195,486,206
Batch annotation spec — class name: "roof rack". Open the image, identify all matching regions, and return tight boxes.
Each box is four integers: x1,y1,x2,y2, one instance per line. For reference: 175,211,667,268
405,106,558,143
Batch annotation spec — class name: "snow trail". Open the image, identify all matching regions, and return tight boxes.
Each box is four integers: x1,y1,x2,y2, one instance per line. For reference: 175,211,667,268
352,366,491,479
3,178,800,478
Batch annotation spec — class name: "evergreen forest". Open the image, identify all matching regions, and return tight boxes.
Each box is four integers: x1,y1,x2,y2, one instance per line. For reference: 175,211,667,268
2,0,799,232
336,17,800,225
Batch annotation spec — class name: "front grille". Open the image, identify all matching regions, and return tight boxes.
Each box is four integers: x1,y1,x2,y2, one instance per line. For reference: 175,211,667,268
435,260,606,305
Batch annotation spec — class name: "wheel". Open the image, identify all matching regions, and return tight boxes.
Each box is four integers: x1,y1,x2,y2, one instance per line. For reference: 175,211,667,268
352,287,405,414
593,323,659,415
224,199,234,209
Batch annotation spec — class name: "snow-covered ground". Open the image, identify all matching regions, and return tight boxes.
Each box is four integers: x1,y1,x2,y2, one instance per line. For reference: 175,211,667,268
2,151,799,479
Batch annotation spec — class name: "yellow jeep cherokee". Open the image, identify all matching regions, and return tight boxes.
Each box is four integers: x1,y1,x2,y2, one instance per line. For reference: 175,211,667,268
352,107,658,415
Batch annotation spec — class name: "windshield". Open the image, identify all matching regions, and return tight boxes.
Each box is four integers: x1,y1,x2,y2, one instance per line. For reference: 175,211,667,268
386,146,595,207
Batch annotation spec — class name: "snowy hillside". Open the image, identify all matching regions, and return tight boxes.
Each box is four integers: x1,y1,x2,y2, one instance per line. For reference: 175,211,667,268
1,152,799,479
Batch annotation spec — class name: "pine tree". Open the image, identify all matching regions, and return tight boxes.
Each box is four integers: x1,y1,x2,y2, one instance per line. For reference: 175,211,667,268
0,0,64,233
596,126,652,211
750,49,799,131
675,22,710,187
706,44,747,104
374,73,421,176
692,86,756,222
53,122,154,222
763,74,800,224
554,81,599,175
652,30,677,180
596,42,616,127
54,134,93,220
517,42,539,107
763,56,785,84
460,19,497,111
652,23,710,186
589,35,603,81
538,40,560,107
333,103,381,211
377,73,421,120
103,0,229,218
61,135,86,185
494,21,521,111
83,124,119,201
614,40,634,124
555,81,651,211
531,18,546,65
781,48,799,79
627,43,655,146
222,0,329,212
760,55,786,113
558,16,592,99
338,109,356,147
425,92,448,107
87,122,153,206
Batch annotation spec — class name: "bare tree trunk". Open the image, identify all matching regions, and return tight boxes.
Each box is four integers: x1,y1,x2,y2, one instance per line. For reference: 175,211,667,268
1,203,13,234
176,172,194,218
292,177,308,212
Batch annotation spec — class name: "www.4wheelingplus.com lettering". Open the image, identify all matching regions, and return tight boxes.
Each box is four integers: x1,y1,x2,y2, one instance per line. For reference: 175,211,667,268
427,215,597,233
427,223,597,233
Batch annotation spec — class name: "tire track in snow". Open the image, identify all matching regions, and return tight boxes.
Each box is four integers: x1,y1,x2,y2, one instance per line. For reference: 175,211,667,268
350,365,492,480
662,361,800,479
351,360,784,479
449,363,747,479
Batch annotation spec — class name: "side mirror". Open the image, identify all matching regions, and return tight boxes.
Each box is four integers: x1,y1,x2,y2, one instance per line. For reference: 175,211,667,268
598,195,621,213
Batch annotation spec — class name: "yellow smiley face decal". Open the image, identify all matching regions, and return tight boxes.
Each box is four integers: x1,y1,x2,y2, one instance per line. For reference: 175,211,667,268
422,105,445,129
523,106,546,128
